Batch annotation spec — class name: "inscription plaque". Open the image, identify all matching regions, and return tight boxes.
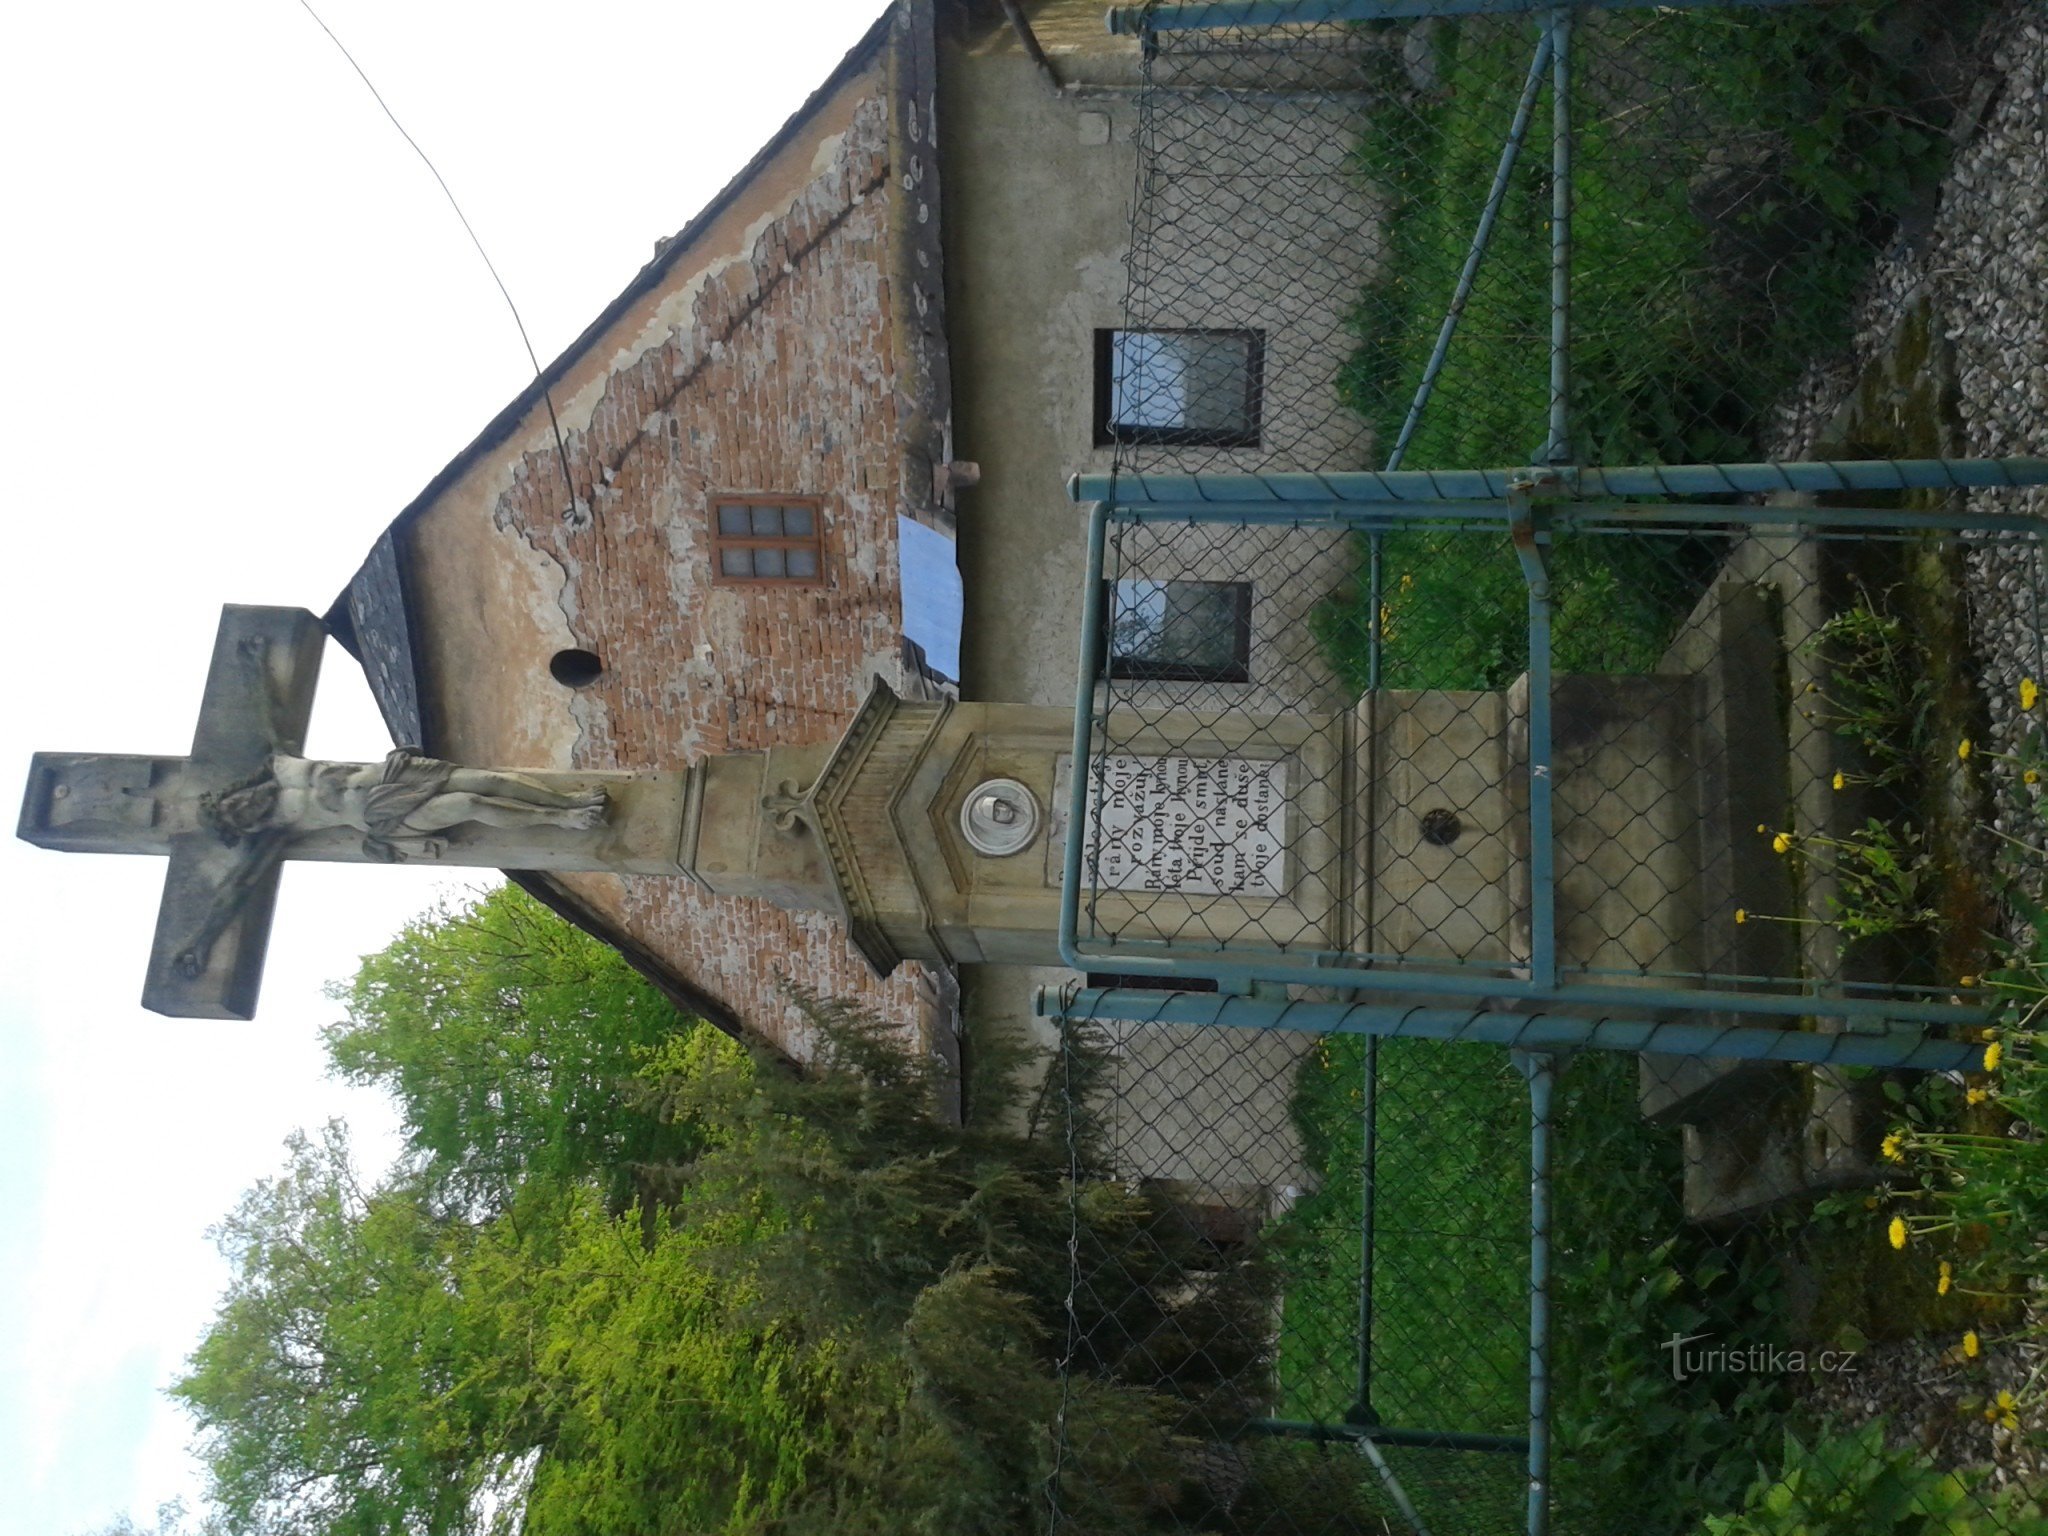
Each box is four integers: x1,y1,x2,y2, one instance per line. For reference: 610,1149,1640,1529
1052,753,1289,896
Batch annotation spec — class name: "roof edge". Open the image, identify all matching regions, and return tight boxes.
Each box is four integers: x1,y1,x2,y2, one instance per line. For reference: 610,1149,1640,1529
327,3,900,629
505,870,788,1063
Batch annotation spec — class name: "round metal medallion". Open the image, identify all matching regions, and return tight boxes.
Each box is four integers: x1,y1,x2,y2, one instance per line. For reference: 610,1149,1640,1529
959,777,1041,858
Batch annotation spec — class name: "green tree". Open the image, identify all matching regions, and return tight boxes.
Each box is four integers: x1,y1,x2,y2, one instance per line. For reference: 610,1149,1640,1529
173,1124,529,1536
183,903,1265,1535
73,1499,223,1536
323,883,700,1214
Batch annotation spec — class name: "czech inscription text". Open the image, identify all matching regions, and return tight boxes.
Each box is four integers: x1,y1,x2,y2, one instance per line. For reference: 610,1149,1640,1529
1081,754,1288,896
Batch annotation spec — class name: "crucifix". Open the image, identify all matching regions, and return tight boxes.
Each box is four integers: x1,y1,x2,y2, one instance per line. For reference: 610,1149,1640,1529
17,605,689,1019
22,587,1771,1048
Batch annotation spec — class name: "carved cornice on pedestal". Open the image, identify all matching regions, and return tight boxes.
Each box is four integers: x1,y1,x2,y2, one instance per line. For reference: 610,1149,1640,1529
806,678,952,975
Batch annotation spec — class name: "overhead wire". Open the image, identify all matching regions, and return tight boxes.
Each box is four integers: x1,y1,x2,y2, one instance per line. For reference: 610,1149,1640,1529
293,0,585,522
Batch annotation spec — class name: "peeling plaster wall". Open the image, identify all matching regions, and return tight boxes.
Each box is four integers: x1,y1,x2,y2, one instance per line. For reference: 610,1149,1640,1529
939,7,1371,1172
400,54,937,1063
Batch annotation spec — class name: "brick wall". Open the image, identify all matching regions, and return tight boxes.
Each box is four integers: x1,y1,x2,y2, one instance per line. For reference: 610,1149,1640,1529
480,85,936,1063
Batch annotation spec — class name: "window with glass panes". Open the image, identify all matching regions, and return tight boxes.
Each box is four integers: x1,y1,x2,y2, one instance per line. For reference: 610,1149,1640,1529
711,498,823,583
1105,578,1252,683
1093,328,1263,447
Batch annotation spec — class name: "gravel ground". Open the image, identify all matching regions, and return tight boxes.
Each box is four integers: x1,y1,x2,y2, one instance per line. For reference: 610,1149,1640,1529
1770,2,2047,900
1804,1315,2048,1492
1774,2,2047,1483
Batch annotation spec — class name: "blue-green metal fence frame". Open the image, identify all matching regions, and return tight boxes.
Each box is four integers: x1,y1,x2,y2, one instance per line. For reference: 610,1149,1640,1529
1059,463,2048,1045
1056,466,2043,1535
1051,4,2048,1529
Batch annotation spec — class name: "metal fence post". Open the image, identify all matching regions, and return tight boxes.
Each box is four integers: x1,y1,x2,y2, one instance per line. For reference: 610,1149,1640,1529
1515,1050,1557,1536
1544,6,1572,467
1035,989,1988,1073
1511,479,1558,989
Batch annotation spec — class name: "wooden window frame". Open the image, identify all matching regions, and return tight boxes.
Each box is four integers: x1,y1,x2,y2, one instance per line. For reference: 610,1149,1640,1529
709,494,826,587
1102,578,1254,685
1093,327,1265,449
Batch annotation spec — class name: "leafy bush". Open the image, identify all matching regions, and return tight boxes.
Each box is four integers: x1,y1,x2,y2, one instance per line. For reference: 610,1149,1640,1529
182,899,1308,1535
1700,1421,2048,1536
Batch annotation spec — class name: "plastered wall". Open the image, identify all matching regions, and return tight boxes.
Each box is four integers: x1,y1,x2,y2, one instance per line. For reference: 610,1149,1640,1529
400,57,937,1063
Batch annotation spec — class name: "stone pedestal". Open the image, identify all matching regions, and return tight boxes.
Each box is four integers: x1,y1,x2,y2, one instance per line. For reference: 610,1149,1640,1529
1629,561,1888,1221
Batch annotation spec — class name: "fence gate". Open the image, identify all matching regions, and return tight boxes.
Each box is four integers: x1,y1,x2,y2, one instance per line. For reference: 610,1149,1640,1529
1037,2,2048,1533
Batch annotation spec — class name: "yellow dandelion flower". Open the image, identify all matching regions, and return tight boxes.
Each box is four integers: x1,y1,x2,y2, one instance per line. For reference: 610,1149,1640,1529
1881,1131,1905,1163
1968,1087,1991,1106
1756,823,1768,835
1938,1261,1953,1296
1889,1215,1908,1250
1959,738,1973,761
1965,1330,1981,1359
2023,677,2039,711
1772,832,1793,855
1832,770,1846,791
1997,1390,2020,1430
1399,573,1414,592
2026,769,2041,786
1734,908,1748,925
1961,975,1980,988
1984,1041,2004,1073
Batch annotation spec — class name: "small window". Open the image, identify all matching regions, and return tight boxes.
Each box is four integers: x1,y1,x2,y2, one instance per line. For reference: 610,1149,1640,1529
1094,328,1263,447
711,496,824,584
1105,579,1252,683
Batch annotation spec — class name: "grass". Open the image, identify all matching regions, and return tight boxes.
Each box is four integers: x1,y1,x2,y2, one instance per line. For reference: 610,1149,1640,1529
1314,1,1985,699
1256,5,2018,1527
1274,1036,1808,1534
1313,521,1723,695
1343,4,1975,475
1275,1035,1532,1532
1279,1035,1529,1432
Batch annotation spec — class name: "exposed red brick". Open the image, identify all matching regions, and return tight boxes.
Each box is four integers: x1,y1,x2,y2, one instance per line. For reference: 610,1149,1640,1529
490,91,931,1064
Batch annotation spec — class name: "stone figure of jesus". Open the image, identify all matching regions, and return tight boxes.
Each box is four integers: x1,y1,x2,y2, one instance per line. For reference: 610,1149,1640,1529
202,748,611,860
166,748,612,982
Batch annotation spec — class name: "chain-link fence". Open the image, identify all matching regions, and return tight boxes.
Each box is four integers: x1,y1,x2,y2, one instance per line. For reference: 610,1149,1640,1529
1040,0,2048,1531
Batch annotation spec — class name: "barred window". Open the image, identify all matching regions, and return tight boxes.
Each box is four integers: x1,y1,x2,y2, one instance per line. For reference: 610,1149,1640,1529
1106,578,1252,683
712,497,823,584
1094,328,1264,447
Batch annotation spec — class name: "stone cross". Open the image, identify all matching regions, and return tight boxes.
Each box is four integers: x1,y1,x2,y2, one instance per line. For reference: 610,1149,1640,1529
17,605,685,1019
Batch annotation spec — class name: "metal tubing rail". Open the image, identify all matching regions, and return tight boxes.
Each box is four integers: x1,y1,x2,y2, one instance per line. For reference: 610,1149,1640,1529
1105,0,1812,31
1354,1033,1380,1421
1518,1052,1555,1536
1544,6,1571,468
1387,27,1553,471
1060,499,1113,974
1246,1419,1531,1455
1097,500,2048,533
1047,939,1986,1027
1069,458,2048,507
1559,502,2048,535
1034,988,1988,1072
1511,491,1558,989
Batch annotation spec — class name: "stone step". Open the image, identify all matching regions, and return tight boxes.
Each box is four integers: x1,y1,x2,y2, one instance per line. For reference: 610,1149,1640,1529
1678,1063,1888,1224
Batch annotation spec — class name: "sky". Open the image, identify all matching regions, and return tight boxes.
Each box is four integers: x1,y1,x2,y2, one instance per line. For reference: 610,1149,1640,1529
0,3,885,1530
